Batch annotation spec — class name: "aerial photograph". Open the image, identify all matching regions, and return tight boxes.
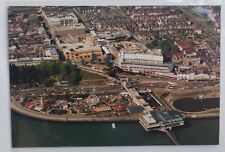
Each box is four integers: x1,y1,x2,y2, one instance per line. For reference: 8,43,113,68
9,6,220,147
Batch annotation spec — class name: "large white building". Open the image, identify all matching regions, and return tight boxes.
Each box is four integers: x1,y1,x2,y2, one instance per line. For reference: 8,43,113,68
116,50,170,73
47,13,79,27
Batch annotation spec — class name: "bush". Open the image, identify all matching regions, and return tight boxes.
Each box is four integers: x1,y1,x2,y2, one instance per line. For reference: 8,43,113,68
44,79,55,87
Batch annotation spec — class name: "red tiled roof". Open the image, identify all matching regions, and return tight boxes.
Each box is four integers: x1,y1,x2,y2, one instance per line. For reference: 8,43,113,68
178,41,193,49
25,101,35,109
112,105,126,111
178,41,194,54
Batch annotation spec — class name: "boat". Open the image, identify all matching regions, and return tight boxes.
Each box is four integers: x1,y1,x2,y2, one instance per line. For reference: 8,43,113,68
112,123,116,129
199,95,204,99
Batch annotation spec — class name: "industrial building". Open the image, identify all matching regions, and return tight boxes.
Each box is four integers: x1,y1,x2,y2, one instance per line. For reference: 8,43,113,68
116,50,171,73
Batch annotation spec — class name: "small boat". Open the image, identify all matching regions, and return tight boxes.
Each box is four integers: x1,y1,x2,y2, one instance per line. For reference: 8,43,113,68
112,123,116,129
199,95,204,99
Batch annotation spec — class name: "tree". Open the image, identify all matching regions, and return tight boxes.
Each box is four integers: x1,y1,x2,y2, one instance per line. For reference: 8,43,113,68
9,64,19,84
52,61,60,75
69,71,81,85
44,78,55,87
9,61,82,86
146,39,158,49
106,67,117,78
60,63,72,79
145,36,179,56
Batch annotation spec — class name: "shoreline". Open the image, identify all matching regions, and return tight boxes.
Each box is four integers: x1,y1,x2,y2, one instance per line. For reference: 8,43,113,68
11,101,140,122
11,100,219,123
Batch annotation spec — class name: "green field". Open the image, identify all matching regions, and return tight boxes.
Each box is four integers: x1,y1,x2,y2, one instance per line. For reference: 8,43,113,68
80,70,106,80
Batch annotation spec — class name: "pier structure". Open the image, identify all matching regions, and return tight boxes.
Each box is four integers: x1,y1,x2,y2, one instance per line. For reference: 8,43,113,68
121,82,183,145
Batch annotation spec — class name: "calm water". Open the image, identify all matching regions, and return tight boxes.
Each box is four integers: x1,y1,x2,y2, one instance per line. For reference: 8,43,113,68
173,98,220,112
11,111,219,147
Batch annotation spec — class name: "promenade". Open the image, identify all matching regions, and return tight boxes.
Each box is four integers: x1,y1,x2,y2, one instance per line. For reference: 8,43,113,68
11,101,140,122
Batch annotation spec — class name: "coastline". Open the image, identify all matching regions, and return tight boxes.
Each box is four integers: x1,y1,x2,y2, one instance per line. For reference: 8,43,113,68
11,98,219,123
11,101,140,122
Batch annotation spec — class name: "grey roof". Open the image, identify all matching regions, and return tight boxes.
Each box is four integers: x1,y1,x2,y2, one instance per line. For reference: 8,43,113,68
152,111,183,123
127,106,143,114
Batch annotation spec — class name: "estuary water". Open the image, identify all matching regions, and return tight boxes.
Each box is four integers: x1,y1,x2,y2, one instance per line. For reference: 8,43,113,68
11,111,219,147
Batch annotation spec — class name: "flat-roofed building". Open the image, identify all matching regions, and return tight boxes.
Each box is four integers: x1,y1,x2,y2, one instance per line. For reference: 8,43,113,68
54,24,86,37
127,106,143,114
43,10,86,38
62,42,105,63
47,13,79,27
45,47,59,60
139,110,184,131
116,50,170,73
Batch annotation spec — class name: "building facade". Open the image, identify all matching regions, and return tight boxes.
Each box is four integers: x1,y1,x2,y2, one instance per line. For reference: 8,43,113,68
116,50,170,73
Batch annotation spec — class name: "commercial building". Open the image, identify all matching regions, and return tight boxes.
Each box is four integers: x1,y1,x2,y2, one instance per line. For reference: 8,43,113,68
47,13,78,27
139,110,184,131
62,42,105,63
42,7,86,38
54,24,86,37
9,47,59,66
116,50,170,73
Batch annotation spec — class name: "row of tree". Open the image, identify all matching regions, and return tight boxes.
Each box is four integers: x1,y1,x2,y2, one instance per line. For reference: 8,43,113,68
10,61,82,86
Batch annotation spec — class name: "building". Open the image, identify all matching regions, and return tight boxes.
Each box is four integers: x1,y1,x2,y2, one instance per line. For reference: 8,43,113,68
9,47,59,66
139,110,184,131
94,106,112,112
45,47,59,60
62,42,105,63
101,46,112,59
176,41,194,55
116,50,170,73
53,24,86,37
47,13,78,27
127,106,143,114
42,8,86,38
176,73,213,80
85,94,100,106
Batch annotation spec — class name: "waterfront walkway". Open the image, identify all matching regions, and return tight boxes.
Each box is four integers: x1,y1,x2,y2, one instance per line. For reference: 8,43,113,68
11,101,140,122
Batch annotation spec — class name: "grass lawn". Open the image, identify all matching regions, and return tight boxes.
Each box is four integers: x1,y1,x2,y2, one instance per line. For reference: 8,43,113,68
80,70,106,80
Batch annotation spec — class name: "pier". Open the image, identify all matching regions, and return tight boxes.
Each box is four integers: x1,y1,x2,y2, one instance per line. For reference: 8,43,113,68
121,83,183,145
160,128,179,145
